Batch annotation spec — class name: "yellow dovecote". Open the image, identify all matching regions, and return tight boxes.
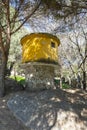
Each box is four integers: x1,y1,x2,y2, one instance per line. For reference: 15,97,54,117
20,33,60,64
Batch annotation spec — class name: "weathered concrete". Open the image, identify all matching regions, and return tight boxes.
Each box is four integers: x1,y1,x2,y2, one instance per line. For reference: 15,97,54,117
21,63,60,91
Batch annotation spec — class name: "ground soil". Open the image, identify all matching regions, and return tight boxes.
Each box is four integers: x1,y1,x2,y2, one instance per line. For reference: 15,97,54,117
0,79,87,130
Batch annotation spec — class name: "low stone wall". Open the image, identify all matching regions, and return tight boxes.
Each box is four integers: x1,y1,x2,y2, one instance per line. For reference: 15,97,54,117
21,63,56,91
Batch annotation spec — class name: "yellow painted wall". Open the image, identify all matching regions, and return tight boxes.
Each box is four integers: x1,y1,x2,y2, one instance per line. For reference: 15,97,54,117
20,33,60,64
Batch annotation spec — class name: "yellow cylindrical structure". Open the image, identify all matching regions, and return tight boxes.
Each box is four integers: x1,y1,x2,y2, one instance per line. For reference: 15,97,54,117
20,33,60,64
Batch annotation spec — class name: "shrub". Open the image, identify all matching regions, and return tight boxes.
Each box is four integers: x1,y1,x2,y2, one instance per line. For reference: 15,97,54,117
62,83,70,89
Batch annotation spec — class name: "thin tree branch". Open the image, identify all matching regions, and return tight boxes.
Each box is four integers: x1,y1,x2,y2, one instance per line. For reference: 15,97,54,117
78,55,87,69
11,0,25,30
61,44,75,74
81,26,87,56
11,0,41,35
69,34,84,60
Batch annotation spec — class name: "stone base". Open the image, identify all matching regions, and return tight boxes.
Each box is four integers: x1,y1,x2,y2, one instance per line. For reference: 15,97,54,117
21,63,57,91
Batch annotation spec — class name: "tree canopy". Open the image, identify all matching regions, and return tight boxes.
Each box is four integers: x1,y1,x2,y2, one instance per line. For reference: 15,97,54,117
26,0,87,33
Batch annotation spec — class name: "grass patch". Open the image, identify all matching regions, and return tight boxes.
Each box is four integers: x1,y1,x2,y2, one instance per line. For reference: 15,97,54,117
10,75,26,85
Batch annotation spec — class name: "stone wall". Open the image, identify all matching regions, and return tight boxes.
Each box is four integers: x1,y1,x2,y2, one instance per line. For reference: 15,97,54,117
22,63,56,91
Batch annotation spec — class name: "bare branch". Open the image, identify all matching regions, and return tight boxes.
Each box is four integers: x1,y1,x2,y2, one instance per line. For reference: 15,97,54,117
10,0,25,30
69,33,84,60
80,27,87,57
11,0,41,35
78,55,87,69
61,44,75,74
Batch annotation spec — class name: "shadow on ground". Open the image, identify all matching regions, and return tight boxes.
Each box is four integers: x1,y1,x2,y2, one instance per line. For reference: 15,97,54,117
7,87,87,130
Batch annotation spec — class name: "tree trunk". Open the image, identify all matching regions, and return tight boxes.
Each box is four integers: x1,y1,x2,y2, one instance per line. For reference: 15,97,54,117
0,48,10,97
82,71,86,90
0,73,5,97
0,57,6,97
0,30,6,97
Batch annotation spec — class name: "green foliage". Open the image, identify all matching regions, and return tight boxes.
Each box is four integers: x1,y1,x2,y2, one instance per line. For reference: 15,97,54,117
54,79,60,85
10,75,25,86
62,83,70,89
